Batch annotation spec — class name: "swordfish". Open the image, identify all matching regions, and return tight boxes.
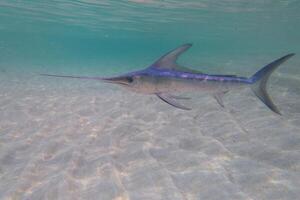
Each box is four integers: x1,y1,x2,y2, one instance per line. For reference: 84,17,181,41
41,44,294,114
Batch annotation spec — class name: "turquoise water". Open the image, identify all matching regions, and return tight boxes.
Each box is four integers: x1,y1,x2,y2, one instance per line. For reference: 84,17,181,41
0,0,299,76
1,1,300,199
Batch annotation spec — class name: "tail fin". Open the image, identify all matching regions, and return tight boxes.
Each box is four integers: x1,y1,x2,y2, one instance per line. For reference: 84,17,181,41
250,53,295,115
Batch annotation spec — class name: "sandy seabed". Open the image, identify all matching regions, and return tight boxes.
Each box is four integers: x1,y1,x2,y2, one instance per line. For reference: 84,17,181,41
0,71,300,200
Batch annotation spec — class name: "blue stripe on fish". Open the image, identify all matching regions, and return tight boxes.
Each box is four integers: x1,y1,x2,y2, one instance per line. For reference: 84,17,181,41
138,68,252,84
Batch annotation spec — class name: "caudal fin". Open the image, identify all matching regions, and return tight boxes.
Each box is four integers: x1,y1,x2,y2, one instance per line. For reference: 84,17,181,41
250,53,295,115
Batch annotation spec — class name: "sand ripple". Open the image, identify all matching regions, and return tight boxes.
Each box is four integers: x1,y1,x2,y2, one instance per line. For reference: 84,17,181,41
0,74,300,199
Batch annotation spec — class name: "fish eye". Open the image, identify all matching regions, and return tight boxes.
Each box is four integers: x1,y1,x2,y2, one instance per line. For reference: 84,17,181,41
127,77,134,83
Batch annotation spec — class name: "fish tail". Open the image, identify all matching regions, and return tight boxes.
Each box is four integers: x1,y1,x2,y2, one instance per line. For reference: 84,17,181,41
249,53,295,115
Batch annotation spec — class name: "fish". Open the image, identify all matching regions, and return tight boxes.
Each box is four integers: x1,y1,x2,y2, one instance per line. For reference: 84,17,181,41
41,44,295,114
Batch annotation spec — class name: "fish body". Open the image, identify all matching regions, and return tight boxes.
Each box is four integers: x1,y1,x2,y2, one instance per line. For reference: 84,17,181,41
118,68,251,94
41,44,294,114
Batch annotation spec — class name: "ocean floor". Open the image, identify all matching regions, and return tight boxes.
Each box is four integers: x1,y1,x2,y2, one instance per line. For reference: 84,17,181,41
0,70,300,200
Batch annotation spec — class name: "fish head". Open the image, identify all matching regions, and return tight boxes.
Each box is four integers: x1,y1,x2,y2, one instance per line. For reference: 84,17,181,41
101,71,156,94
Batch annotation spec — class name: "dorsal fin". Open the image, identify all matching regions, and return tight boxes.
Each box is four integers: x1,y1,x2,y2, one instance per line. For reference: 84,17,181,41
150,43,192,70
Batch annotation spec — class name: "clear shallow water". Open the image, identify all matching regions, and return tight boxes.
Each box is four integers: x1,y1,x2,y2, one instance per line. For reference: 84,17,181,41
0,0,299,74
0,1,300,200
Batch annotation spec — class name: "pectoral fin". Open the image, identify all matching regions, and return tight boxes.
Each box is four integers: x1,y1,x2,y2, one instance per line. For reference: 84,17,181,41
213,91,228,108
156,93,191,110
168,95,191,100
